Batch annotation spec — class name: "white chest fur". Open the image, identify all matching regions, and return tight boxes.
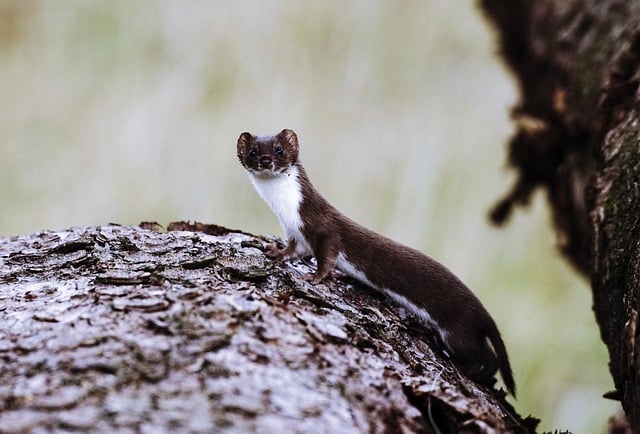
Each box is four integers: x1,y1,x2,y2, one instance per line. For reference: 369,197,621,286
248,166,311,256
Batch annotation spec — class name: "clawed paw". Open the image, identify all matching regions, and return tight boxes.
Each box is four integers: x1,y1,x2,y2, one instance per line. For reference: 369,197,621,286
265,244,284,260
303,273,323,285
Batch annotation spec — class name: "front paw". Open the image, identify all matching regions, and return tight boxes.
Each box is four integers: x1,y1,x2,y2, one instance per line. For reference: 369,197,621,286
265,244,285,260
303,273,324,285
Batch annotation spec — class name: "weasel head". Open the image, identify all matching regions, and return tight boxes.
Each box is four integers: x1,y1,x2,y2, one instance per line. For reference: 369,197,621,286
237,129,299,178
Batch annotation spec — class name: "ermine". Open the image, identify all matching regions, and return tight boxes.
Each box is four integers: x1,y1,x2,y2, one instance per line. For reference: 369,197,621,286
237,129,515,396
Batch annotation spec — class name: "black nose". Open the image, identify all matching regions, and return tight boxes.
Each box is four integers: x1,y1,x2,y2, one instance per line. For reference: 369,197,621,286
260,156,272,166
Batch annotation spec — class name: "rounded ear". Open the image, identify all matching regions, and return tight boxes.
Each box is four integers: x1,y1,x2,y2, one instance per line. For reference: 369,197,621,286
278,129,298,152
237,132,253,156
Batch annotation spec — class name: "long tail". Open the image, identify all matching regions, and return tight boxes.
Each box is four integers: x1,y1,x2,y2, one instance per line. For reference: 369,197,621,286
487,323,516,397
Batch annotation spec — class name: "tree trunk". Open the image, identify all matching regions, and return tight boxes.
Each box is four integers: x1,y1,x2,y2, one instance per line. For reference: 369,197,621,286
480,0,640,430
0,222,534,433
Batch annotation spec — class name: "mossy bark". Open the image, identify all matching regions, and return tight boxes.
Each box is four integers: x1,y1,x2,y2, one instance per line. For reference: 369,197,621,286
480,0,640,429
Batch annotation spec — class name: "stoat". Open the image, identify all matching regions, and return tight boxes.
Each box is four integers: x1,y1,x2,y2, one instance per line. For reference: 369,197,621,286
237,129,515,396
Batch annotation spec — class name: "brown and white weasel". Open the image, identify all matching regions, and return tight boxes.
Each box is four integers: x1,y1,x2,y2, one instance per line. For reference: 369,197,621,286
237,129,516,396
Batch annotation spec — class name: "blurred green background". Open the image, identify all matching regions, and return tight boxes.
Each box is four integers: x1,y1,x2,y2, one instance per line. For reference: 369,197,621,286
0,1,620,432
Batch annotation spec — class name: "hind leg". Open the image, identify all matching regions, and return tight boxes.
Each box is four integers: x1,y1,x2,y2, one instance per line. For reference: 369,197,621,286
444,334,498,387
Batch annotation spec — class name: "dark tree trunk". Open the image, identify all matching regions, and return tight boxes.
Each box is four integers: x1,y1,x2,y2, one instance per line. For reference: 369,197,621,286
0,222,534,433
480,0,640,430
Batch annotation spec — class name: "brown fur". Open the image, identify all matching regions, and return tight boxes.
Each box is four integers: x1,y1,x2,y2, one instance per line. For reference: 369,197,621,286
238,129,516,396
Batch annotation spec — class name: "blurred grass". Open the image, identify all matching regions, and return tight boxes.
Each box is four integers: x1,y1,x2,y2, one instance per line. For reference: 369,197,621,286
0,1,620,432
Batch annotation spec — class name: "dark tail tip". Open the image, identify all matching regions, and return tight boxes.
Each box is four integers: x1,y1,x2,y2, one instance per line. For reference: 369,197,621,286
488,325,516,397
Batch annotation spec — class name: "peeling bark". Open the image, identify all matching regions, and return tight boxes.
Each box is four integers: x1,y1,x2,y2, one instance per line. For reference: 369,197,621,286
0,223,534,433
480,0,640,430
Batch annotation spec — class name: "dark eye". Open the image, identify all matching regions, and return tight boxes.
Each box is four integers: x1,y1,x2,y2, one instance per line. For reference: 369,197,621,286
249,149,257,158
275,147,284,156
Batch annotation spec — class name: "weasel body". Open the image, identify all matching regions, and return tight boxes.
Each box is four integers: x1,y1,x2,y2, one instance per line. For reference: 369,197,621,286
237,129,516,396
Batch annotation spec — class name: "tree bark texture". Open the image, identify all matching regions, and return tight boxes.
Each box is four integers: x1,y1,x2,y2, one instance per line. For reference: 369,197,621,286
480,0,640,429
0,223,534,433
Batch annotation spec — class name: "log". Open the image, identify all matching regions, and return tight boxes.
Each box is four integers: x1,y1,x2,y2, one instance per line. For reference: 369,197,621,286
0,222,534,433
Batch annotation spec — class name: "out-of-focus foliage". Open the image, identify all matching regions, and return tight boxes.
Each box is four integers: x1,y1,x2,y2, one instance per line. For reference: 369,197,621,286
0,1,620,432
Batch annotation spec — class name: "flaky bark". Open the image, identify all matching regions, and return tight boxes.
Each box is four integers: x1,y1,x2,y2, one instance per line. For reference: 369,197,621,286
480,0,640,430
0,223,533,433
